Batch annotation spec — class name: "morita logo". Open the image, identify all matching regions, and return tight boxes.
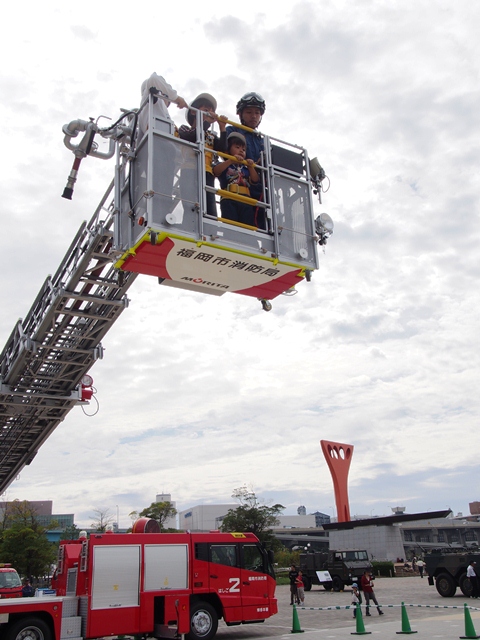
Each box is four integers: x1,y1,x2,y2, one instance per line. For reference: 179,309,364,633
181,277,229,290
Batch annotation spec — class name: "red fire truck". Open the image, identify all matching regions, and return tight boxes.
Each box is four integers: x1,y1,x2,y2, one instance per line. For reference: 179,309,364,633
0,565,22,599
0,524,277,640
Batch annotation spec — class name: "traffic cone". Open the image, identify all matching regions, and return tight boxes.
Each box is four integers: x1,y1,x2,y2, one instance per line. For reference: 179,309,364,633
351,604,372,635
291,604,304,633
396,602,417,634
460,603,480,639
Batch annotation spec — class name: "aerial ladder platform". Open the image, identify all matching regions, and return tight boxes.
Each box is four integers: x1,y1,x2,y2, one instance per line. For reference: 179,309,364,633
0,86,333,494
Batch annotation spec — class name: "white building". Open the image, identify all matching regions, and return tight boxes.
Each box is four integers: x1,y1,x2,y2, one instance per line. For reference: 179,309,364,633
155,493,177,529
276,515,317,528
178,504,236,531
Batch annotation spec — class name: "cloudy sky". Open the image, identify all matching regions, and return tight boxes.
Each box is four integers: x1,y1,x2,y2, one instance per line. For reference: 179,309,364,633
1,1,479,529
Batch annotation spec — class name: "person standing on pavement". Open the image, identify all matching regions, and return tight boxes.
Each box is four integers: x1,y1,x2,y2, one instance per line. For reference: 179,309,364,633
467,561,479,598
351,582,362,619
416,558,425,578
360,570,384,616
295,570,305,606
289,564,299,605
412,556,417,572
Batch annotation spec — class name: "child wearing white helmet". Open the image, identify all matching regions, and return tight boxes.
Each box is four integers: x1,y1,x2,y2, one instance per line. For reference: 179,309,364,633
178,93,227,217
213,131,260,227
351,583,362,619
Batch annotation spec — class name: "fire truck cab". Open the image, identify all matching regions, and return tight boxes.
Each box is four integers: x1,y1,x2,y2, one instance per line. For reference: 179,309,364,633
0,526,277,640
0,565,22,600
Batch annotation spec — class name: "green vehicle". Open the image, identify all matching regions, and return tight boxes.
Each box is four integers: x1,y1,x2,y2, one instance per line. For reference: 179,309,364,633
299,549,373,592
425,548,480,597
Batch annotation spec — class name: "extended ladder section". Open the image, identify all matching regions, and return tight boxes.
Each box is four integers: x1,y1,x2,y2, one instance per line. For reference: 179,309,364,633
0,188,137,494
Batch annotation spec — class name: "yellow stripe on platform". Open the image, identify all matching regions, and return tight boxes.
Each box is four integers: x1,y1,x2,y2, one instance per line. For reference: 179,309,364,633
114,229,307,275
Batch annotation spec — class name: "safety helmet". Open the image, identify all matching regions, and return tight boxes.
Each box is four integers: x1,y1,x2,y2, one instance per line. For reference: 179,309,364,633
227,131,247,146
187,93,217,125
236,92,266,116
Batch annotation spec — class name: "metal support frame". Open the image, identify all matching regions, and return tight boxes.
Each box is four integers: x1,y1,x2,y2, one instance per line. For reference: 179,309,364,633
0,187,137,494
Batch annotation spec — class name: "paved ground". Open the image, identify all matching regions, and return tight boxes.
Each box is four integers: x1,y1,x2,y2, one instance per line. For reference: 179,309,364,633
215,577,480,640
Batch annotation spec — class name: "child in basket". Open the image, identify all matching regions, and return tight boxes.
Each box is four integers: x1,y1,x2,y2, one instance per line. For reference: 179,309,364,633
213,131,260,227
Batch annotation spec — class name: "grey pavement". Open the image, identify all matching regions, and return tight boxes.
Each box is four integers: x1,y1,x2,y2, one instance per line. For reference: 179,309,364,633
216,577,480,640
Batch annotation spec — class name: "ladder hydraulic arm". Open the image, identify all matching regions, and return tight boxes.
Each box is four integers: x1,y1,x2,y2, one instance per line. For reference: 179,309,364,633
0,184,137,494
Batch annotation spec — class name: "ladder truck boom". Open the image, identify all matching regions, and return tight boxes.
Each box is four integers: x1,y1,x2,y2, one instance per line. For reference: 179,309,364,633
0,84,333,494
0,192,136,494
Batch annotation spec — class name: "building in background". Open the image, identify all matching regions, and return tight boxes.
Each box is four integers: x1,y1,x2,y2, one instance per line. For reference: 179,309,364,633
469,501,480,516
277,514,317,528
0,500,75,543
1,500,53,517
178,504,237,531
155,493,177,529
0,500,74,529
324,509,480,561
312,511,331,526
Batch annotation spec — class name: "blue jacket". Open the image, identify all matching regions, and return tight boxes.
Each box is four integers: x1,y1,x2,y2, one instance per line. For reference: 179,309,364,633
226,125,264,164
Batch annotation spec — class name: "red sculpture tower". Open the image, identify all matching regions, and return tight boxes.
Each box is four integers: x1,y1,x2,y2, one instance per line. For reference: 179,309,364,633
320,440,353,522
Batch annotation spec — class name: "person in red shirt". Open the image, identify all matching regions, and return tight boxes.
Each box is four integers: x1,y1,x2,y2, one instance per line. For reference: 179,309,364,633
360,570,384,616
295,570,305,606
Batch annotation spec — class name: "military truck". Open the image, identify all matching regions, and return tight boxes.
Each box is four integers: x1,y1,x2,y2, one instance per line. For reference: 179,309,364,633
425,547,480,597
299,549,373,591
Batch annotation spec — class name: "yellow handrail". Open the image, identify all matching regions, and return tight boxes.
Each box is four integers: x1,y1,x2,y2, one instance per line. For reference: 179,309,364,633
215,189,261,207
222,118,258,134
215,150,263,170
218,218,258,231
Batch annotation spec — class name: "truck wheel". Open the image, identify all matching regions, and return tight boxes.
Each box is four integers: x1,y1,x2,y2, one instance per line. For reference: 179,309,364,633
303,576,312,591
5,618,51,640
187,602,218,640
332,576,344,592
459,573,473,597
435,573,457,597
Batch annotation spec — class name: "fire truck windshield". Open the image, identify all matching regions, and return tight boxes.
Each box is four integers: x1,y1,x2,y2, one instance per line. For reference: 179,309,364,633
197,539,276,579
0,570,22,588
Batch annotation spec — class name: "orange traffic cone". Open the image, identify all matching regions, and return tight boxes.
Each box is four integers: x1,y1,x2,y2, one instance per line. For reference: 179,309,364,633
460,603,480,639
351,604,372,635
